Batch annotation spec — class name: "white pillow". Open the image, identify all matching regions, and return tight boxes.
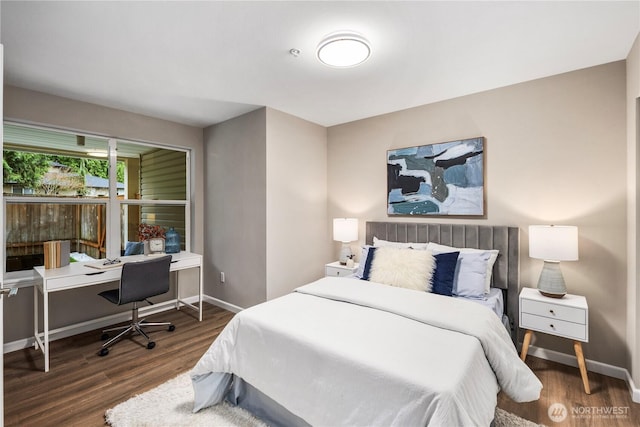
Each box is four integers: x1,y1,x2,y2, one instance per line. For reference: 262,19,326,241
368,247,435,292
427,242,499,294
354,245,373,279
373,236,429,250
452,251,493,298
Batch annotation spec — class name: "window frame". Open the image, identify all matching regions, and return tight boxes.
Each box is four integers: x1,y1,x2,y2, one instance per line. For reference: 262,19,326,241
3,122,192,284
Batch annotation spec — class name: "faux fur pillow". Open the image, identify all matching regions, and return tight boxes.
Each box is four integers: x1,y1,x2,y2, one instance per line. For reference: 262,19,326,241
368,247,435,292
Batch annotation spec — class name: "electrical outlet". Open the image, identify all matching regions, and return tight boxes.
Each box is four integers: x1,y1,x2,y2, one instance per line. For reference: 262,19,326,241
220,271,225,283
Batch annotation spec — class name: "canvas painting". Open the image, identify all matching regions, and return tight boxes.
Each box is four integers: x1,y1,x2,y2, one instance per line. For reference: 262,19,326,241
387,137,485,216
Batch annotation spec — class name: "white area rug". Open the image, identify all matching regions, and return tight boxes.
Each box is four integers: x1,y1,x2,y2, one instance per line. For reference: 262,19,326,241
105,373,267,427
105,372,544,427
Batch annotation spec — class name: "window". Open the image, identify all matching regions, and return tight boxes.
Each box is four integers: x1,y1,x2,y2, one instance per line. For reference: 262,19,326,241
117,140,188,250
3,123,191,274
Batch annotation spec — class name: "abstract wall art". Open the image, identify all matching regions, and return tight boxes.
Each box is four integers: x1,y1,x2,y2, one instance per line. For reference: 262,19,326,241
387,137,485,216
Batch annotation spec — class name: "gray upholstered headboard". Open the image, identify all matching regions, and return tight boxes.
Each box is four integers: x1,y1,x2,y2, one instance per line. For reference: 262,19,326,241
365,221,520,343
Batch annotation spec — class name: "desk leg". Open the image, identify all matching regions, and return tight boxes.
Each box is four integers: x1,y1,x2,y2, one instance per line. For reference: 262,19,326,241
174,271,180,310
198,265,203,322
33,286,39,350
521,329,533,361
574,341,591,394
44,290,49,373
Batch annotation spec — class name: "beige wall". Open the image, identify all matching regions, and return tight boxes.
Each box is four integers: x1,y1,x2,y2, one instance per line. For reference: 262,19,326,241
327,62,628,368
204,108,268,308
265,108,329,300
3,86,204,342
627,33,640,385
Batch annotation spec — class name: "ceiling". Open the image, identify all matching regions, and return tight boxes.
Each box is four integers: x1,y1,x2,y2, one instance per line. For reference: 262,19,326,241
1,1,639,128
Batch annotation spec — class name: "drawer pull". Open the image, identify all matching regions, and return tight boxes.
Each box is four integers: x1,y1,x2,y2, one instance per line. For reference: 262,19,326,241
549,309,555,315
550,324,555,329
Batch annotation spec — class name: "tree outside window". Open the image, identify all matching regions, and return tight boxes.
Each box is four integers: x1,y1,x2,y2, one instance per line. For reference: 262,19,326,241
3,150,125,197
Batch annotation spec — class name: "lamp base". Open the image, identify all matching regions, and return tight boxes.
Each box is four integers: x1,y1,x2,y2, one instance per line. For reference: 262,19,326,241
536,260,567,298
339,244,352,265
538,290,565,299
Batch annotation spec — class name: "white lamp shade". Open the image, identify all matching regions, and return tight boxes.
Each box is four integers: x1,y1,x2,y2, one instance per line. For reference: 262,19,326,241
529,225,579,261
333,218,358,242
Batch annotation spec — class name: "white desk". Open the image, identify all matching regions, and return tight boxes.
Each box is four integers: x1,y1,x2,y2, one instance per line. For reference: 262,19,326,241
33,251,203,372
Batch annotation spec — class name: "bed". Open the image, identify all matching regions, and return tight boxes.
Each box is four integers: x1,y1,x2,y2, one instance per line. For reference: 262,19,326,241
191,222,542,426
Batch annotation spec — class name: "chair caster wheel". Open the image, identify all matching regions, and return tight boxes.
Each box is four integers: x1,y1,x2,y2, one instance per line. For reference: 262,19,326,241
147,341,156,350
98,348,109,357
168,325,176,332
101,333,109,341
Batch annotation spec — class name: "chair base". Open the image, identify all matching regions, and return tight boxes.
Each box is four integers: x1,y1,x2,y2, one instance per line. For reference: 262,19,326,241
98,303,175,356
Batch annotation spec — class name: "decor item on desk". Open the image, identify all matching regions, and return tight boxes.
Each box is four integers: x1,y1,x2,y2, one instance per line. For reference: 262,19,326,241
529,225,579,298
387,137,485,216
43,240,70,269
138,223,166,241
164,227,181,254
138,223,166,255
124,241,144,256
333,218,358,264
144,238,166,255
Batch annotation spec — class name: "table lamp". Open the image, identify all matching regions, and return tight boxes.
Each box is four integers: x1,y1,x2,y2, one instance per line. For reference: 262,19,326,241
333,218,358,265
529,225,579,298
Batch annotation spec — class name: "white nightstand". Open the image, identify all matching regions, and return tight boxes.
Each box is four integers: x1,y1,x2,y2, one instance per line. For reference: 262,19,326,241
325,261,359,278
519,287,590,394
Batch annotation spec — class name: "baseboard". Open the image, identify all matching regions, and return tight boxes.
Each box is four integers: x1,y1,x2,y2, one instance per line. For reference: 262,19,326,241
3,296,201,354
203,294,244,313
626,371,640,403
528,345,640,403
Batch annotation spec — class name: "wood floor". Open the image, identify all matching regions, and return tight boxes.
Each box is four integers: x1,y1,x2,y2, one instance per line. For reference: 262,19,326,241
4,303,234,426
498,355,640,426
4,302,640,426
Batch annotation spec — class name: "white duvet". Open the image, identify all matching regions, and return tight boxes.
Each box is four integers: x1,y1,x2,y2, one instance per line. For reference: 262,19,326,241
191,277,542,426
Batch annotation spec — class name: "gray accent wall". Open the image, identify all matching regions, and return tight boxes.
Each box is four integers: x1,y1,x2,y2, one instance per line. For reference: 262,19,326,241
204,109,268,308
204,107,329,308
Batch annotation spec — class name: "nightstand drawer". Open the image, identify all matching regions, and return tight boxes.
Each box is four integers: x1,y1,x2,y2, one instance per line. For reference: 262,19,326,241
521,298,586,324
325,265,352,277
521,313,587,341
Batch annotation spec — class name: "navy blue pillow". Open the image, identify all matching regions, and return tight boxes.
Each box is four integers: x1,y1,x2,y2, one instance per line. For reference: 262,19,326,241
431,251,460,296
360,247,378,281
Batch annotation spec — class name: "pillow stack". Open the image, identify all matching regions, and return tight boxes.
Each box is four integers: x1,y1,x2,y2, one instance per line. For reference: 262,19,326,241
355,237,498,299
427,243,498,299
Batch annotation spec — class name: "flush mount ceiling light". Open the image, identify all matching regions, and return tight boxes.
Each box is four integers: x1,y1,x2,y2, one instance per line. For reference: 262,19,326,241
316,31,371,68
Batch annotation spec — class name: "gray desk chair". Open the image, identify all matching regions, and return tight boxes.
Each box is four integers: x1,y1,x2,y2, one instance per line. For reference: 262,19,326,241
98,255,175,356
